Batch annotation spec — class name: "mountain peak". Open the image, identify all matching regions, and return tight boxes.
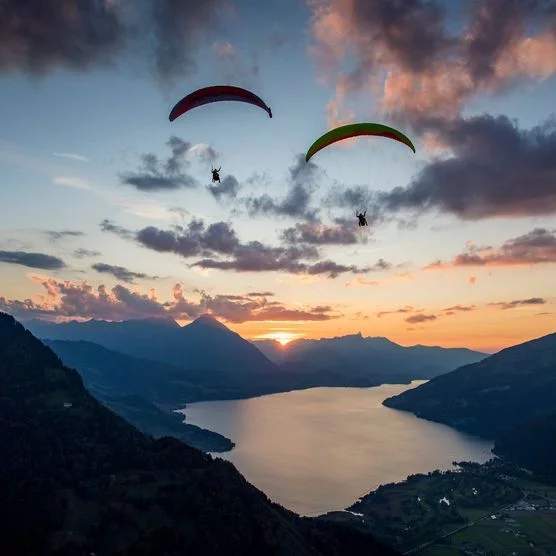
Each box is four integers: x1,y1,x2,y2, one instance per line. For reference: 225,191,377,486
189,313,230,331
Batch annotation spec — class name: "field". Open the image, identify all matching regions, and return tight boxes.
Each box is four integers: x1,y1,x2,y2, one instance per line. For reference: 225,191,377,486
320,460,556,556
421,511,556,555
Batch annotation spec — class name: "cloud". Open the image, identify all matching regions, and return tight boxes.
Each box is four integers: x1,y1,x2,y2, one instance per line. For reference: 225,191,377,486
73,248,101,259
441,304,476,315
0,278,338,324
103,215,375,278
426,228,556,269
212,40,259,85
377,305,415,318
405,313,437,324
0,250,66,270
244,154,321,221
100,219,134,240
281,221,361,245
246,291,275,297
134,220,240,258
375,115,556,220
150,0,227,82
120,136,198,191
53,176,91,190
53,152,89,162
187,143,218,166
308,0,556,122
192,245,371,278
207,175,240,200
45,230,84,242
489,297,546,310
91,263,158,284
0,0,226,82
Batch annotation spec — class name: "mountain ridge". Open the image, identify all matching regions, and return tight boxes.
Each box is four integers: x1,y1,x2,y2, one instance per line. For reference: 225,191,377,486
382,331,556,439
0,311,400,556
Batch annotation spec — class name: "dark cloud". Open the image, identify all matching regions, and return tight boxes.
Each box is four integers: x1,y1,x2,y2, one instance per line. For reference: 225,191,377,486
0,250,66,270
345,0,454,76
310,0,556,122
246,291,275,297
426,228,556,268
245,155,321,222
100,219,134,240
442,305,476,315
91,263,158,284
207,175,240,200
377,305,415,318
45,230,84,242
0,0,124,75
191,241,319,274
463,0,556,82
0,0,226,81
281,221,360,245
135,220,240,258
120,136,198,191
376,115,556,220
405,313,437,324
73,248,101,259
149,0,226,82
0,279,337,324
489,297,546,310
104,215,374,278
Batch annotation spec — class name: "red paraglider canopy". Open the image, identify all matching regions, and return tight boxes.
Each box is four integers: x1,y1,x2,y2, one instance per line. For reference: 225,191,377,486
169,85,272,122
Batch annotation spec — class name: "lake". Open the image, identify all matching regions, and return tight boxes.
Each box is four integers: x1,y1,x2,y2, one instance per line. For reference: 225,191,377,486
179,382,494,516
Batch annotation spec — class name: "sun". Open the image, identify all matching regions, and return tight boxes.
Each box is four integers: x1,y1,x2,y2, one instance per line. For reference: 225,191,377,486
255,331,302,346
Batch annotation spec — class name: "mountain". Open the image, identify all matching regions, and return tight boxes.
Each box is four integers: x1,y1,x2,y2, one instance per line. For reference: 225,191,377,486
254,333,486,381
0,312,400,556
25,314,277,376
493,410,556,483
43,339,219,405
42,339,235,452
383,332,556,439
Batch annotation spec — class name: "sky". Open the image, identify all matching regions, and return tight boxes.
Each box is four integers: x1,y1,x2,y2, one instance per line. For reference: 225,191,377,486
0,0,555,353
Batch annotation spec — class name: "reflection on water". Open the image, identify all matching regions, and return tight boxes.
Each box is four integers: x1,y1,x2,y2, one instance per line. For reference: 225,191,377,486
180,382,493,516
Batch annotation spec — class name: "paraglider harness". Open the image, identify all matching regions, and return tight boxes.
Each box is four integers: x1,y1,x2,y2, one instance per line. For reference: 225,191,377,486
356,210,368,227
211,167,221,183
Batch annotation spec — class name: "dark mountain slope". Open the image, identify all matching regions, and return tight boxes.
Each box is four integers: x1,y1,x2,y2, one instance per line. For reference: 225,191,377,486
383,332,556,439
0,312,399,556
25,314,278,374
255,334,486,380
494,410,556,483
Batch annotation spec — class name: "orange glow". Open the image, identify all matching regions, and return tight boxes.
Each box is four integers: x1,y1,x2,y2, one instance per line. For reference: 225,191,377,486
252,331,303,345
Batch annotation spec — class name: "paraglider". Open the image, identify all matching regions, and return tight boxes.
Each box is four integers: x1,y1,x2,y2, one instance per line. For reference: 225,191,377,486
169,85,273,122
305,122,415,162
211,166,221,183
356,211,368,227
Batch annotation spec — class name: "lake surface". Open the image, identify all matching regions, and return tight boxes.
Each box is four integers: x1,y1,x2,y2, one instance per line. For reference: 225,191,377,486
180,382,494,516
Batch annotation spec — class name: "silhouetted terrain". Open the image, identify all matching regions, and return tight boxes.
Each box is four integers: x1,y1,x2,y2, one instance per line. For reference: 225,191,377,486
26,315,277,375
494,410,556,483
0,312,400,556
255,334,486,380
43,340,234,452
25,317,486,402
383,332,556,481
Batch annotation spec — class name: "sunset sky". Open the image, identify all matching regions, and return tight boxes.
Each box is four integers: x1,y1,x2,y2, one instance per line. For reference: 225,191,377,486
1,0,555,353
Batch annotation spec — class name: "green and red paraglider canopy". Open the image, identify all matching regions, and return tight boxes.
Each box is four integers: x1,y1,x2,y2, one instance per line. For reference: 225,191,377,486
169,85,273,122
305,122,416,162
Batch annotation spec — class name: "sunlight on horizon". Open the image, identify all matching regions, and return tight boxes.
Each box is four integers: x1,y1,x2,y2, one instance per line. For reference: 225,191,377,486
253,332,304,345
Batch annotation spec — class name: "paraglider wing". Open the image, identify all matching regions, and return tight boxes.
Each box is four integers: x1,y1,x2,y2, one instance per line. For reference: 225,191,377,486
305,123,416,162
169,86,272,122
